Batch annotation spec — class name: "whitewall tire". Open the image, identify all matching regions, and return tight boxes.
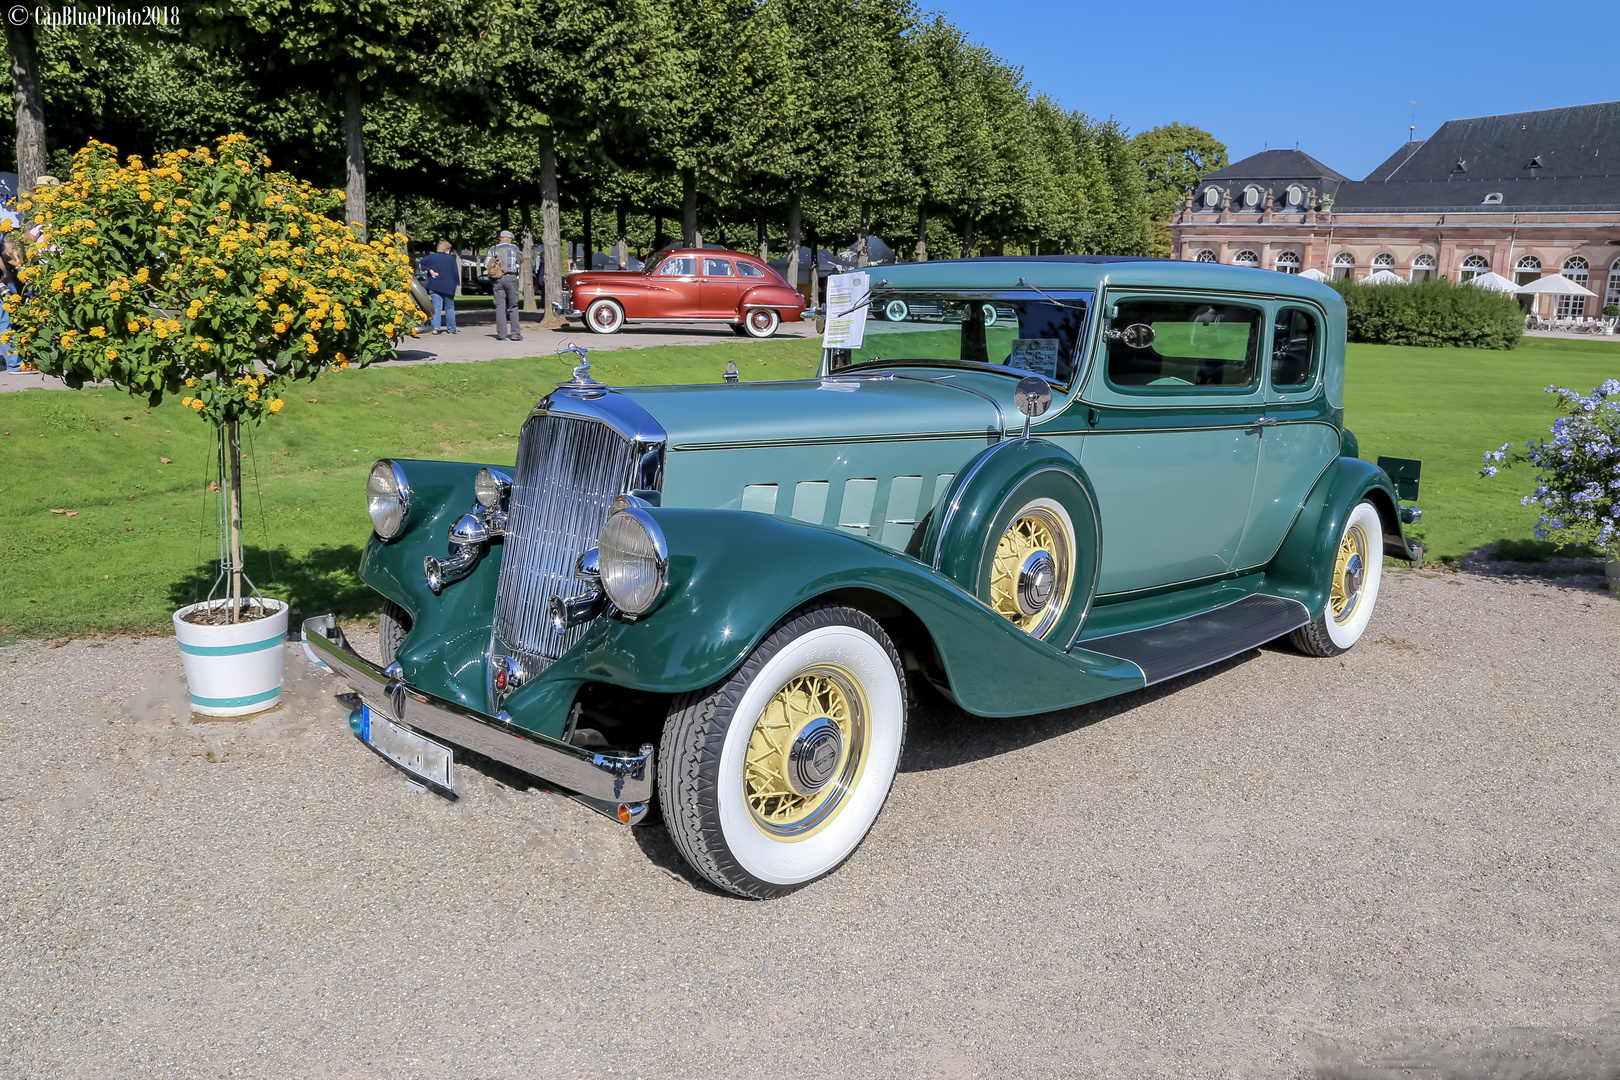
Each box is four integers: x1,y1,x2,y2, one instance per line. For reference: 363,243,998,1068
659,604,906,899
584,298,624,334
1290,499,1384,656
742,308,780,338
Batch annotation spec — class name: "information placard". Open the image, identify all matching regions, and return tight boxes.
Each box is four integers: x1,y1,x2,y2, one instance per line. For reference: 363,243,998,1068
1010,338,1060,378
821,271,870,350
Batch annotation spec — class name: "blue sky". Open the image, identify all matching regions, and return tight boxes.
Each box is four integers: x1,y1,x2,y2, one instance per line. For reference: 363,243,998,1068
933,0,1620,180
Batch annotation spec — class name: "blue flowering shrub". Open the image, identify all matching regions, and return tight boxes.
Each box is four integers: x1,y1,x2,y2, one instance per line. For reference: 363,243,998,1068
1482,380,1620,558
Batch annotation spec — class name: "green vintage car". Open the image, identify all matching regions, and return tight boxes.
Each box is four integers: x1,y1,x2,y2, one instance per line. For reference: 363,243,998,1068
303,255,1421,898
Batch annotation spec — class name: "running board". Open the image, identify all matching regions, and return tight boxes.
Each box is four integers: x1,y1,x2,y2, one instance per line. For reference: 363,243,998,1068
1083,594,1310,686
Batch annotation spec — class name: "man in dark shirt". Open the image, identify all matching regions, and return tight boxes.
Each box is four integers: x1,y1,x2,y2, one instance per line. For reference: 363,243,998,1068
421,240,459,335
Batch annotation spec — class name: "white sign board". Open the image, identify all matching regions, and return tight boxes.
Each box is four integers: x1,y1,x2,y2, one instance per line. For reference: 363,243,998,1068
821,271,870,350
1010,338,1060,378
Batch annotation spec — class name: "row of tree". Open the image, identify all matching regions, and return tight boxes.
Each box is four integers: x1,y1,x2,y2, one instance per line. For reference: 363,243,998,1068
2,0,1228,325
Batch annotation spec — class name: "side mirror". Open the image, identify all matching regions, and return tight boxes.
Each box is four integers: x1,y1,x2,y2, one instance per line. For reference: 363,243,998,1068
1107,323,1156,349
1014,376,1052,418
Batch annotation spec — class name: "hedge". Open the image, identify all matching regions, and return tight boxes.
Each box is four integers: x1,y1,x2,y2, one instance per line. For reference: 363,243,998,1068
1329,277,1523,350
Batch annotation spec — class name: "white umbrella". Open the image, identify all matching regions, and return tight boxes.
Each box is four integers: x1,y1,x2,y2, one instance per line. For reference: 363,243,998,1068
1514,273,1597,297
1297,267,1328,282
1462,271,1517,293
1359,269,1406,285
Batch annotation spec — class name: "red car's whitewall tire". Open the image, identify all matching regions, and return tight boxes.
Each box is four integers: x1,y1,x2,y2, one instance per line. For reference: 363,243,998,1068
742,308,780,338
584,298,624,334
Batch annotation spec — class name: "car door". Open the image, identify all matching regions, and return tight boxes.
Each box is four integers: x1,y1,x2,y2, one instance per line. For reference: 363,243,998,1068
1232,304,1341,570
699,257,744,317
654,255,701,317
1076,294,1268,596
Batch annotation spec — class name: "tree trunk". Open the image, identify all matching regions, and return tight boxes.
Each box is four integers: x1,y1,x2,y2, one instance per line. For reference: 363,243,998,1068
680,169,697,247
582,202,593,270
757,217,767,261
653,212,664,251
521,227,536,314
915,204,927,262
785,192,802,299
6,21,45,192
616,202,628,269
343,83,366,238
225,421,244,623
856,202,871,268
961,216,976,258
539,128,564,329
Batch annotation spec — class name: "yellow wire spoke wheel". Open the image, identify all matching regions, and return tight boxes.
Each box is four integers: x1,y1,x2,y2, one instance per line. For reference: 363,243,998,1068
743,665,869,839
1330,518,1370,625
987,502,1074,639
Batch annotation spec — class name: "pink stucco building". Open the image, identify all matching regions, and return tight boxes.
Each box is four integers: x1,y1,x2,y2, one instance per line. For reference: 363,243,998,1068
1168,101,1620,317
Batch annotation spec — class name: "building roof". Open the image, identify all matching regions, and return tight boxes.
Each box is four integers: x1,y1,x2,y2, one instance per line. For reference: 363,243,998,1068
1188,101,1620,214
1202,149,1348,183
1362,140,1426,182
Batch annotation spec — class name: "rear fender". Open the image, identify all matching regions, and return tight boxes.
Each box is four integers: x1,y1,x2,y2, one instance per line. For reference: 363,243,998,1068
537,508,1143,718
740,282,805,317
1265,456,1408,621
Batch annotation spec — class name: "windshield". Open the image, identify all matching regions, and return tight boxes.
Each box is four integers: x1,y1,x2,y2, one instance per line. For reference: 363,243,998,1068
643,249,672,275
830,291,1093,386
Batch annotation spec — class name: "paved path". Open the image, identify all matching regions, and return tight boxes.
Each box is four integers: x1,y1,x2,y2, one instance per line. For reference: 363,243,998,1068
2,571,1618,1078
0,312,819,393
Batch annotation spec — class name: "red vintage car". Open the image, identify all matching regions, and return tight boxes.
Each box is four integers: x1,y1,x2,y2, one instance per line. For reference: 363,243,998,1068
562,248,807,338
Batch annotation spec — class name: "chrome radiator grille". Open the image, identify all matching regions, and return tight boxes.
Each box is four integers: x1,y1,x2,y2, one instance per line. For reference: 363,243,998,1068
494,413,639,662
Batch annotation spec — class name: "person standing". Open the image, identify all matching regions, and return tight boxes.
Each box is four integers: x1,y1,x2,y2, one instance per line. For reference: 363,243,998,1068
488,229,523,341
0,234,22,373
422,239,459,335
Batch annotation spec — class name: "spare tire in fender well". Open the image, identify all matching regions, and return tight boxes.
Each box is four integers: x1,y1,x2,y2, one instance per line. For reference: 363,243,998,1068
920,437,1102,651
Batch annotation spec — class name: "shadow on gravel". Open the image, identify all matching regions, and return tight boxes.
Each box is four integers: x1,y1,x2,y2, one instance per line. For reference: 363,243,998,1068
900,652,1255,773
166,543,373,623
1301,1018,1620,1079
1453,539,1610,594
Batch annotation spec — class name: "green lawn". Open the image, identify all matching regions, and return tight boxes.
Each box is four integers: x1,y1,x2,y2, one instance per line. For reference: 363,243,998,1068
1,333,1614,640
1343,336,1619,563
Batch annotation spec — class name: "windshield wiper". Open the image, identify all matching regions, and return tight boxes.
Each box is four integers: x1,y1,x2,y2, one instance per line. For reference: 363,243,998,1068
1017,277,1088,310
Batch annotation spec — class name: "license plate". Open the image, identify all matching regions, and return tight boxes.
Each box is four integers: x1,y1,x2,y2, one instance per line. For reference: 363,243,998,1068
358,704,455,793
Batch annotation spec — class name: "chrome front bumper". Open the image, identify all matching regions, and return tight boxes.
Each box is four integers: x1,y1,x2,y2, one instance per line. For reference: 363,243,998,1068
301,615,653,810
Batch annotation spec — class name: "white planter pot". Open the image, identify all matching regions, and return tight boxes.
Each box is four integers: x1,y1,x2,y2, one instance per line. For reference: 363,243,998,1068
1607,556,1620,597
172,598,289,716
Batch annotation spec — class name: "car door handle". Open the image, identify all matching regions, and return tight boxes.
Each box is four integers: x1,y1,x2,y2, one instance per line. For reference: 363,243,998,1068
1251,416,1279,428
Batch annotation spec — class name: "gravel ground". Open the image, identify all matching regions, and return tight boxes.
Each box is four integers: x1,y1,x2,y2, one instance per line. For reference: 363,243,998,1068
2,570,1617,1079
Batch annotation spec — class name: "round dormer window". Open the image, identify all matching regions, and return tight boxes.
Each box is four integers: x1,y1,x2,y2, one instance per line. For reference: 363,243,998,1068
1243,185,1263,209
1201,187,1221,209
1285,184,1304,207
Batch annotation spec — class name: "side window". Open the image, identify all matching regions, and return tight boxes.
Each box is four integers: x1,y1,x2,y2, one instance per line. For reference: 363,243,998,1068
1271,308,1318,389
737,261,765,278
702,258,733,277
1105,299,1261,390
660,256,696,276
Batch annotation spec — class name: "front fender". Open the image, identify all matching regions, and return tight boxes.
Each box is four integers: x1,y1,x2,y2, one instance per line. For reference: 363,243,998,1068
1265,456,1407,621
358,458,505,711
539,508,1142,718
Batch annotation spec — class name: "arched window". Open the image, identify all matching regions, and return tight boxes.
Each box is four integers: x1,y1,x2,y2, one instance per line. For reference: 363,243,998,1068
1412,253,1437,282
1373,253,1395,269
1331,252,1356,280
1459,254,1490,282
1200,186,1222,209
1242,185,1263,210
1285,184,1305,207
1232,250,1258,267
1558,255,1591,317
1194,249,1217,263
1606,258,1620,311
1275,250,1301,273
1515,254,1542,286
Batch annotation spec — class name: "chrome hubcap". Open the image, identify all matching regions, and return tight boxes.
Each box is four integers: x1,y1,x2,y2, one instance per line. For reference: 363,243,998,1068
1016,551,1056,616
786,717,844,797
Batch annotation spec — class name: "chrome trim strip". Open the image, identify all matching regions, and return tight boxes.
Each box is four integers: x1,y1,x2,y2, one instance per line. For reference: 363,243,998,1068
302,615,654,806
672,429,996,452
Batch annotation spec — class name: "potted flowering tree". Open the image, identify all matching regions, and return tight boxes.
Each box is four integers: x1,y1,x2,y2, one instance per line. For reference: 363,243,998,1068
5,134,421,712
1482,380,1620,596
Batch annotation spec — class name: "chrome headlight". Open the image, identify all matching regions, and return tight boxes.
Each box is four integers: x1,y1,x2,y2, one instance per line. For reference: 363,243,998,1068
474,467,512,509
597,508,668,616
367,459,409,539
